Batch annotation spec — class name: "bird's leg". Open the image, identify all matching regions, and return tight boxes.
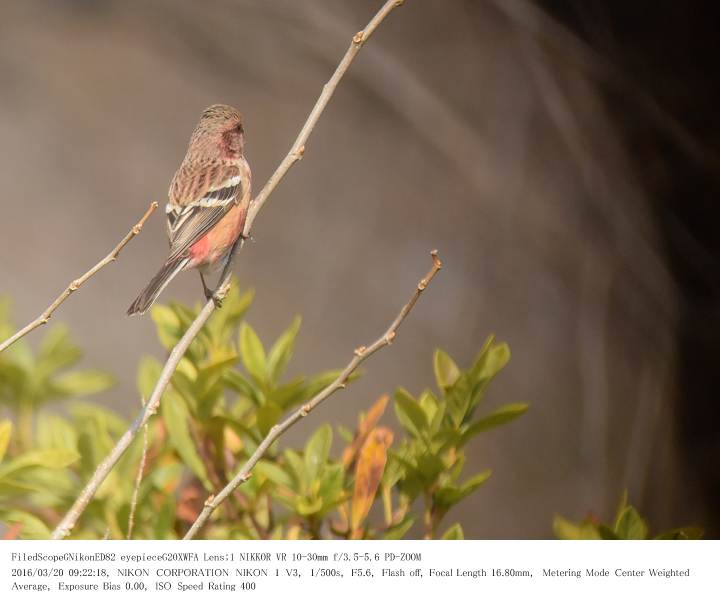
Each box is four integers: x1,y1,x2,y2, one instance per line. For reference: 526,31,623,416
207,235,244,309
204,270,224,309
199,273,214,301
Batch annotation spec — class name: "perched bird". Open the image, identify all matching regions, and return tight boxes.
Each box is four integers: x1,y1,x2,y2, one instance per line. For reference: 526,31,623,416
127,104,251,316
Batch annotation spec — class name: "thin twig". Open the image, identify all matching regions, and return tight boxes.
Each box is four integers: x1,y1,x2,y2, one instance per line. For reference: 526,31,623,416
183,250,442,540
126,424,149,540
243,0,405,233
0,202,158,354
50,0,404,540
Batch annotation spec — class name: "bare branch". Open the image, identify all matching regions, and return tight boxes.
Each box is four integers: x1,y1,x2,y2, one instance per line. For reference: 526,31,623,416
126,424,149,540
244,0,405,233
50,0,404,540
0,201,159,354
183,250,442,540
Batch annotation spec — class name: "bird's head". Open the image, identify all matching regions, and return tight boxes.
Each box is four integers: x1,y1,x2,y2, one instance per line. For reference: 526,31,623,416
190,104,245,161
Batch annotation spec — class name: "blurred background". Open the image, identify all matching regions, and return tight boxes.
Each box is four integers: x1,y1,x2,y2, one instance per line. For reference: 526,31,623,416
0,0,718,538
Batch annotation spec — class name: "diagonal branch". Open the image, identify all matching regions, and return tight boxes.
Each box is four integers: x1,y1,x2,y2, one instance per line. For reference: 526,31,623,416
244,0,406,232
183,250,442,540
50,0,405,540
0,201,158,354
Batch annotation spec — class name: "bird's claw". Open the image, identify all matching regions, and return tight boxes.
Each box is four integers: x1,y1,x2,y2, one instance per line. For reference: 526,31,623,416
203,286,223,308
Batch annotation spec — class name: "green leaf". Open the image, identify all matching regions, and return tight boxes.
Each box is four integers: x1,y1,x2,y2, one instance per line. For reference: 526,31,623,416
38,326,81,374
553,516,601,540
0,448,79,480
434,470,491,509
0,477,45,498
206,284,254,345
153,496,177,540
442,522,465,539
72,405,122,477
445,374,473,428
614,506,648,540
296,496,322,516
224,369,261,403
337,425,354,443
461,470,492,495
318,464,346,513
394,388,428,438
0,421,11,463
430,398,447,435
654,526,704,540
267,316,301,383
150,305,182,350
150,304,180,330
383,516,415,540
270,378,307,410
477,343,511,380
615,489,629,517
597,524,620,540
161,390,212,490
419,390,441,433
171,371,199,416
458,403,528,446
381,454,404,489
256,402,282,436
197,350,238,388
53,370,114,396
239,323,267,384
446,455,466,483
255,460,293,489
433,349,461,389
415,451,446,483
283,449,306,490
0,361,26,404
304,424,332,485
35,415,77,453
70,403,127,436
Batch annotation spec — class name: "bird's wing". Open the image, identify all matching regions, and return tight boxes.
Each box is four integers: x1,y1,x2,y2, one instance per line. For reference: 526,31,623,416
165,160,249,262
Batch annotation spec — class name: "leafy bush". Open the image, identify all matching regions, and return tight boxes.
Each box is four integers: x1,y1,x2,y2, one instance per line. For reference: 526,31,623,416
553,492,703,540
0,284,527,539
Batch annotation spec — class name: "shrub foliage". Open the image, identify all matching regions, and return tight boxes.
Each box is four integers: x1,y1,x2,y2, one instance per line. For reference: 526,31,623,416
1,285,528,539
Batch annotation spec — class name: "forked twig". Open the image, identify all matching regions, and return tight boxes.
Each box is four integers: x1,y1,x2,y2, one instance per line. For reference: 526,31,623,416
0,202,158,354
183,250,442,540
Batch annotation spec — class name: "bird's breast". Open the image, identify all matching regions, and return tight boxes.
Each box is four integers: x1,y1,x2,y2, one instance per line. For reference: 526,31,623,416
188,204,247,269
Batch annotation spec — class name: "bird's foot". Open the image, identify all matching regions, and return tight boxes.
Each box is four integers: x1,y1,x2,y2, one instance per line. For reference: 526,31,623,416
203,285,224,309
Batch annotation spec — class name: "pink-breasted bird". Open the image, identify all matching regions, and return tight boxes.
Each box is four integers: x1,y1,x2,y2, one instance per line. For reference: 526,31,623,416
127,104,251,316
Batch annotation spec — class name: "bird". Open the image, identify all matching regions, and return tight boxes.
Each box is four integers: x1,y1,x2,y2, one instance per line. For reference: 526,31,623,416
127,104,252,316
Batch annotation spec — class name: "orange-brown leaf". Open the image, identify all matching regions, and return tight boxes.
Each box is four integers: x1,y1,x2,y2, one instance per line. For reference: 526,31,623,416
2,523,21,540
342,395,389,468
350,426,394,536
175,483,204,523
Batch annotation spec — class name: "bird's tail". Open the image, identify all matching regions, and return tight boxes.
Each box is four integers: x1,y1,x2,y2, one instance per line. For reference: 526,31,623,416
127,257,188,316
